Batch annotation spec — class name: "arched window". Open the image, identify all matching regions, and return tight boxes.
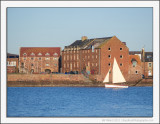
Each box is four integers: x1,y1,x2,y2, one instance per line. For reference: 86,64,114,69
131,59,137,67
23,53,27,55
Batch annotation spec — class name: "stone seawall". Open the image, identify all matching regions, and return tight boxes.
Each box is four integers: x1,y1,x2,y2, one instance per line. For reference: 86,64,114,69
7,74,86,82
7,74,153,87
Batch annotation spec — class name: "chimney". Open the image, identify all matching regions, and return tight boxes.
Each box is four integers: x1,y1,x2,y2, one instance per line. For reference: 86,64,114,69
81,36,88,41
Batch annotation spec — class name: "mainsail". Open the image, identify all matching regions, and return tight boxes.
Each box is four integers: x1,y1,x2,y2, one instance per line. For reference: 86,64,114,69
112,58,126,83
103,69,110,83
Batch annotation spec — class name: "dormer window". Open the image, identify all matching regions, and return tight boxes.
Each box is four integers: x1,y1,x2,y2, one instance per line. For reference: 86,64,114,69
45,53,50,56
54,53,58,56
108,47,111,51
120,48,123,51
38,53,42,56
31,52,35,55
23,53,27,55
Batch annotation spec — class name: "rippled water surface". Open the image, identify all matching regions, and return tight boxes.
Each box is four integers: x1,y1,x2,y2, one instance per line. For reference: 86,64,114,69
7,86,153,117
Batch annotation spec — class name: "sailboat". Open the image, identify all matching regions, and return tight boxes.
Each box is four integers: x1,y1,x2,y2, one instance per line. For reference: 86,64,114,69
103,58,128,88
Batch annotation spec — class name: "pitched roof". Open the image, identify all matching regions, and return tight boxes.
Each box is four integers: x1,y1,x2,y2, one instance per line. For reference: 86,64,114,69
7,53,19,58
129,51,142,55
20,47,61,57
67,37,113,49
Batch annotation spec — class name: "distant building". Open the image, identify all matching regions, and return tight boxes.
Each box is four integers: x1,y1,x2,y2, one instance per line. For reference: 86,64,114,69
7,53,19,73
142,52,153,78
62,36,129,81
129,50,153,79
19,47,61,74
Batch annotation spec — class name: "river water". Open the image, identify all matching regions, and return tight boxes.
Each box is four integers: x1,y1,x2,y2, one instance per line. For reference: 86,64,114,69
7,86,153,117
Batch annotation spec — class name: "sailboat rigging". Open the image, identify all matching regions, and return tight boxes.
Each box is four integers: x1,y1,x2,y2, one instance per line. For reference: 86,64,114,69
103,57,128,88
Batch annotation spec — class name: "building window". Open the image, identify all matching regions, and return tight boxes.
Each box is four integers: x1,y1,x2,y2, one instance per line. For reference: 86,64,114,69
131,59,137,67
64,56,66,60
31,64,34,66
38,53,42,56
45,53,50,56
64,64,66,68
54,53,58,56
108,63,111,66
108,47,111,51
96,63,97,66
53,57,57,60
45,57,50,60
96,55,97,58
147,55,152,59
21,63,24,68
108,55,111,58
39,57,41,60
120,63,123,66
120,48,123,51
92,55,94,59
77,55,79,60
67,63,69,68
77,62,79,68
120,55,123,58
23,53,27,55
54,64,57,67
31,52,35,55
31,57,34,60
74,55,75,60
24,57,26,60
92,46,94,52
135,71,138,74
46,64,49,66
74,63,75,68
148,63,152,67
96,49,98,53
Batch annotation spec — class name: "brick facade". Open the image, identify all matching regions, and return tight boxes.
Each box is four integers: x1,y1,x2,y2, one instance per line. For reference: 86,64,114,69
100,36,129,81
19,47,61,73
62,36,130,82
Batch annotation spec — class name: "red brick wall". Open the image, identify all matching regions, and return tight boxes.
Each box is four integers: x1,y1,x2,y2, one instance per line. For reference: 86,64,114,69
62,50,80,73
100,36,129,82
62,49,100,74
7,74,86,82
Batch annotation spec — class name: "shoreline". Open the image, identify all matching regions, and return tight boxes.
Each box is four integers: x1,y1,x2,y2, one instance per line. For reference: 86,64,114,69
7,81,153,87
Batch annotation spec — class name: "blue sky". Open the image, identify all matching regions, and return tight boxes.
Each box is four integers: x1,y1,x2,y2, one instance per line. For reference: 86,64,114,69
7,8,152,54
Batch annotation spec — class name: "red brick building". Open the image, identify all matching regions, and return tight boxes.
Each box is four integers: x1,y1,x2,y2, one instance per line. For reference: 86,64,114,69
62,36,130,82
7,53,19,73
19,47,61,74
129,50,153,79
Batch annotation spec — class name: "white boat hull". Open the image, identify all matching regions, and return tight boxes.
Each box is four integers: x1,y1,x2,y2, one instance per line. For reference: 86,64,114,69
105,84,128,88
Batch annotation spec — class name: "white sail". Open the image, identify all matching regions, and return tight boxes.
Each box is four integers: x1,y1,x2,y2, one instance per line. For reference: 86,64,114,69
103,69,110,83
112,58,126,83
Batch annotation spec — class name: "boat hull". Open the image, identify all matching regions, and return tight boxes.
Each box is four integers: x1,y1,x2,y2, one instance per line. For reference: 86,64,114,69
105,84,128,88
